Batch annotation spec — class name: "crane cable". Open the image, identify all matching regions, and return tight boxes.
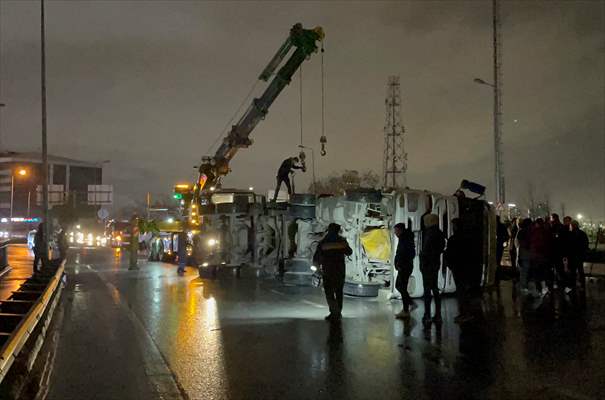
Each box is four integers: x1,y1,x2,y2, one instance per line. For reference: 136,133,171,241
299,65,303,146
320,42,327,156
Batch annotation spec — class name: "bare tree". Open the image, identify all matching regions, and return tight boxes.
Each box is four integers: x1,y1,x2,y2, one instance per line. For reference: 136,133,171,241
310,170,380,195
521,181,551,218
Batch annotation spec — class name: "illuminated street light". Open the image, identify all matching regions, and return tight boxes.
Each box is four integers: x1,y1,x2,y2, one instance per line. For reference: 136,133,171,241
577,214,583,220
10,167,31,224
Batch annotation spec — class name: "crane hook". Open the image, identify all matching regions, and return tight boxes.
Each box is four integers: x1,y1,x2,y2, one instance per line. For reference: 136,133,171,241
320,135,327,156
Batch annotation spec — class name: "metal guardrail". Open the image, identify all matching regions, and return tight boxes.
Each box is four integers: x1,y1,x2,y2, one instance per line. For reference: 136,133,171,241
0,260,65,383
0,240,9,270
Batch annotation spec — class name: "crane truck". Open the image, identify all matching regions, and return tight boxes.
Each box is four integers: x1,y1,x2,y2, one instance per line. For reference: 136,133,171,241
171,24,325,276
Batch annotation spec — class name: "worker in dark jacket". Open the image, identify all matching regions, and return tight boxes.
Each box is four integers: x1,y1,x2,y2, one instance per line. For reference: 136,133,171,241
272,157,304,202
445,218,473,323
530,218,551,296
509,218,519,270
33,222,46,273
549,213,566,287
566,220,589,293
57,227,68,262
495,216,510,283
420,214,446,324
313,223,352,321
515,218,533,294
393,222,416,319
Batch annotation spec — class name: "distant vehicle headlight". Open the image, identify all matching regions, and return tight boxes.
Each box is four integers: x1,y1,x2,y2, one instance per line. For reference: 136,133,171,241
310,265,317,272
202,262,209,267
207,238,218,247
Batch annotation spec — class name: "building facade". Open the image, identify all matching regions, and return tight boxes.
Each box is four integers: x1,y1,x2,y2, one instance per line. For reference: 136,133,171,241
0,152,111,235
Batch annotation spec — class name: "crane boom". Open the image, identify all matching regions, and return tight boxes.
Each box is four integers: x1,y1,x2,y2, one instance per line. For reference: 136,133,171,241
196,23,324,190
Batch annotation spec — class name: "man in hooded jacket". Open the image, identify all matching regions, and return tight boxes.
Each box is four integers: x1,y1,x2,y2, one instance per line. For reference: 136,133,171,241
420,214,446,324
393,222,416,319
313,223,352,321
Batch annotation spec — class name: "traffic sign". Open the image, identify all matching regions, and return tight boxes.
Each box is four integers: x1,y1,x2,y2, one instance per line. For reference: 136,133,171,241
97,208,109,220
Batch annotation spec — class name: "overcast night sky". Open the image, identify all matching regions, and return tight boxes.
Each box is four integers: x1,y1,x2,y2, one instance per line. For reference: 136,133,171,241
0,0,603,219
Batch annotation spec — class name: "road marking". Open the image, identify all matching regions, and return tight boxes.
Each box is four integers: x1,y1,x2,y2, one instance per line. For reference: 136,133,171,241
271,288,326,308
85,264,188,400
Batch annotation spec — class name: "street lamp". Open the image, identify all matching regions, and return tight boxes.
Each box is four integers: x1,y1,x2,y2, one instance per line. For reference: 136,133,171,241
10,168,29,234
298,145,316,194
577,214,583,221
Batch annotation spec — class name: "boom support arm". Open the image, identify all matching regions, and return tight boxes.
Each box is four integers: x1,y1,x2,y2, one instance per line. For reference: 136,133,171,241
197,23,324,189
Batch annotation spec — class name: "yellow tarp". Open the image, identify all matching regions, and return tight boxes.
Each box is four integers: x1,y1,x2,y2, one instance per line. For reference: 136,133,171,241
360,228,391,262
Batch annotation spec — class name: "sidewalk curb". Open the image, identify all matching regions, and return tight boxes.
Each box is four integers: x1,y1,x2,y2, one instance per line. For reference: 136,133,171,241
0,265,12,279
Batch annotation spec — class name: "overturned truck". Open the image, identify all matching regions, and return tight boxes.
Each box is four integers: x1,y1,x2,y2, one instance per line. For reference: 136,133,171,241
286,189,497,298
185,186,496,299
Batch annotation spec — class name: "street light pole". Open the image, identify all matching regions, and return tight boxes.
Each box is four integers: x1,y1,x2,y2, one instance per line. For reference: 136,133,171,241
492,0,505,206
9,175,14,222
41,0,51,260
474,0,505,208
9,168,28,234
0,103,5,152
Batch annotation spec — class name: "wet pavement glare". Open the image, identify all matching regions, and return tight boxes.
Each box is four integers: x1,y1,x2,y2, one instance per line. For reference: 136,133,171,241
43,248,605,400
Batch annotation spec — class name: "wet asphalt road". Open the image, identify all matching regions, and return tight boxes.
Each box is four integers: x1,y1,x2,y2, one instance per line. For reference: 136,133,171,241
41,248,605,400
1,244,32,301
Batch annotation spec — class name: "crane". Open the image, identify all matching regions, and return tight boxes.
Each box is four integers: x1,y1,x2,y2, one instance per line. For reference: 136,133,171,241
192,23,324,201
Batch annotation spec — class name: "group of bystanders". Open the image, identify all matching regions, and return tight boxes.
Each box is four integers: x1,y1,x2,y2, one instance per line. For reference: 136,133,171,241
504,213,589,297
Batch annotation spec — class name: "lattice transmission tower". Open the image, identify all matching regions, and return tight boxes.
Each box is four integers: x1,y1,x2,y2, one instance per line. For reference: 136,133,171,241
382,76,407,189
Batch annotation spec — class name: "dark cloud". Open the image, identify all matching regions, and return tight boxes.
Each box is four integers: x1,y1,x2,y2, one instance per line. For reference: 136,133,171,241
0,0,603,219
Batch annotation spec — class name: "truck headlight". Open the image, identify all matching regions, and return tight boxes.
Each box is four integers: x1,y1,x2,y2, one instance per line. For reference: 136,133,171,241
310,265,317,272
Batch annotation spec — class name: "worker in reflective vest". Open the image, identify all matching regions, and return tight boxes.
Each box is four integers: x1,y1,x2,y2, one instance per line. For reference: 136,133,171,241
129,215,139,270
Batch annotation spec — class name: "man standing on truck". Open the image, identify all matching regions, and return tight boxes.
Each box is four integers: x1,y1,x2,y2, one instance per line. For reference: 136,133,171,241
272,156,304,202
313,223,352,321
